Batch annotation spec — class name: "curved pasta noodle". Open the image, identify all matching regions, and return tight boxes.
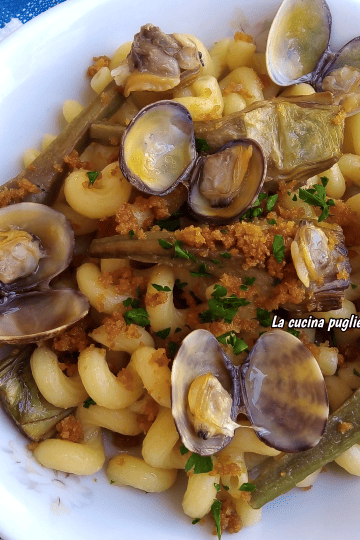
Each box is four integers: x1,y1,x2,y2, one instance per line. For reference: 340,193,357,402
182,471,220,518
77,403,142,436
146,265,186,335
131,346,171,407
235,498,262,527
90,322,154,353
225,37,256,71
52,200,99,236
78,346,144,409
91,66,113,94
33,423,105,475
77,262,130,314
338,153,360,186
173,75,224,121
335,444,360,476
325,375,353,411
280,83,315,97
316,345,338,376
219,67,264,106
209,37,232,79
231,424,281,456
64,161,132,219
321,164,346,200
30,346,88,408
107,454,177,492
296,468,321,488
63,99,84,123
217,436,248,498
142,407,187,469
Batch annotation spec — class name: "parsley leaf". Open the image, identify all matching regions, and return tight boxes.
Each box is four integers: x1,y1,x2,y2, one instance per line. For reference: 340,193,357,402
354,368,360,377
195,137,210,152
200,287,250,324
351,283,358,290
110,480,115,484
192,518,201,525
155,211,182,232
239,482,256,492
87,171,100,185
129,230,135,238
272,234,285,263
123,297,132,308
175,327,182,333
136,285,141,298
152,283,171,292
267,218,277,225
212,284,227,298
266,194,278,212
185,453,213,474
286,328,300,338
124,308,150,327
214,483,221,492
223,485,229,491
158,238,173,249
257,308,272,327
220,229,228,234
180,445,189,455
245,277,256,286
190,263,211,277
174,240,196,262
168,342,179,359
221,252,231,259
217,331,248,354
175,279,187,289
212,259,221,265
298,177,335,222
156,328,171,339
211,500,222,540
83,397,96,408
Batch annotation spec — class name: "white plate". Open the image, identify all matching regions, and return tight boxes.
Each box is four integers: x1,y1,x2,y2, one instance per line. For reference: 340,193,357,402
1,0,360,539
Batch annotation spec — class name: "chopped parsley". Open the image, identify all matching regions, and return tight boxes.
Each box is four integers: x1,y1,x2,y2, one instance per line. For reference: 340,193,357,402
87,171,100,185
152,283,171,292
129,230,135,238
123,297,140,309
110,480,115,484
83,397,96,408
175,327,182,333
200,285,250,324
286,328,300,338
174,240,196,262
212,259,221,265
351,283,358,290
195,137,210,153
221,252,231,259
257,308,272,328
223,485,229,491
353,368,360,377
214,483,221,492
239,276,256,290
266,194,278,212
217,331,248,354
168,341,179,359
190,263,211,277
155,210,182,232
136,285,141,298
180,445,189,455
239,482,256,492
185,452,213,474
175,279,187,289
267,218,277,225
211,499,222,540
192,518,201,525
155,327,171,339
298,176,335,222
272,234,285,263
124,307,150,327
220,229,228,234
292,194,298,201
158,238,173,250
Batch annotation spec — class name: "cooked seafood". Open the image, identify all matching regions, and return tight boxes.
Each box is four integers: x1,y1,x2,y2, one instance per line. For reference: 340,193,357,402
266,0,360,114
111,24,202,96
172,329,329,455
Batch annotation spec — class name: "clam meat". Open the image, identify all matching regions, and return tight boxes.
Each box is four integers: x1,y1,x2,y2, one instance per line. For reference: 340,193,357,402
171,329,329,455
0,203,89,343
266,0,360,115
111,24,202,96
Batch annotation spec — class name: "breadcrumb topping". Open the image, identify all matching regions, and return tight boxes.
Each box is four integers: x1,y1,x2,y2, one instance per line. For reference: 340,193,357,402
0,179,40,208
56,415,83,443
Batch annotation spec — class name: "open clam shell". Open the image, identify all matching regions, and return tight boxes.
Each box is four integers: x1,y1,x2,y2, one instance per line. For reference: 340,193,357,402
188,139,266,224
0,203,74,293
0,289,90,344
120,100,197,195
172,329,329,455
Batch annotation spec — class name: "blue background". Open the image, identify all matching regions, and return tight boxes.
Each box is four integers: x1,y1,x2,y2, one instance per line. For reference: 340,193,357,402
0,0,67,28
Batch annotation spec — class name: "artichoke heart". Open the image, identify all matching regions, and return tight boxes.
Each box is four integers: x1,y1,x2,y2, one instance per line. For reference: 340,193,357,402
0,229,43,284
188,373,238,440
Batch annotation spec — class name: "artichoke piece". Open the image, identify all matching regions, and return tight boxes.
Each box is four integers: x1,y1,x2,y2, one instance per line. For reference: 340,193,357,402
194,94,344,190
291,220,351,312
111,24,201,96
171,329,329,455
0,345,73,440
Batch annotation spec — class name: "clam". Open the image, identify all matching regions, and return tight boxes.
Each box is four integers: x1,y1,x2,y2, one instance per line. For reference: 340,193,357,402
120,100,197,195
188,139,266,223
172,329,329,455
0,203,89,343
266,0,360,115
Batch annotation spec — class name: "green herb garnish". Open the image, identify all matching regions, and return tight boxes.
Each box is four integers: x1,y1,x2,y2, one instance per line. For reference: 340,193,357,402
220,229,228,234
272,234,285,263
239,482,256,492
298,177,335,222
212,259,221,265
83,397,96,408
155,210,182,232
174,240,196,262
267,219,277,225
221,252,231,259
354,368,360,377
124,307,150,327
266,194,278,212
156,328,171,339
211,500,222,540
223,485,229,491
152,283,171,292
257,308,272,328
192,518,201,525
110,480,115,484
185,453,213,474
136,285,141,298
195,137,210,152
175,327,182,333
190,263,211,277
168,342,179,359
286,328,300,338
158,238,173,250
214,483,221,492
87,171,100,185
217,331,248,354
180,445,189,455
200,285,250,324
129,230,135,238
351,283,358,290
175,279,187,289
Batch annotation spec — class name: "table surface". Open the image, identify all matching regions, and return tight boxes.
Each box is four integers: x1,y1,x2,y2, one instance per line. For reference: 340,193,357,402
0,0,67,28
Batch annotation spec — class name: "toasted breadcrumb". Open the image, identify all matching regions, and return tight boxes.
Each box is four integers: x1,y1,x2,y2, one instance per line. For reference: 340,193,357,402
329,201,360,247
150,348,170,367
137,397,160,432
145,291,167,307
27,442,39,451
64,150,91,170
56,415,83,443
117,367,135,391
87,56,111,77
337,421,353,434
213,499,242,536
50,319,91,352
0,178,40,208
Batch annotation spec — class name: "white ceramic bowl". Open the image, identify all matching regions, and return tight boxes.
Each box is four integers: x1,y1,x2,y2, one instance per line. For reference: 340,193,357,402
1,0,360,539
